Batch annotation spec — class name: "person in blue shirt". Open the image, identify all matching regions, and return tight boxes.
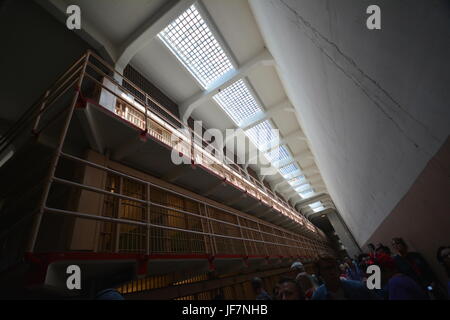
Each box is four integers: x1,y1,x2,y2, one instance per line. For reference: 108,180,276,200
95,288,124,300
374,252,428,300
344,257,364,281
251,277,272,300
312,255,379,300
391,237,437,290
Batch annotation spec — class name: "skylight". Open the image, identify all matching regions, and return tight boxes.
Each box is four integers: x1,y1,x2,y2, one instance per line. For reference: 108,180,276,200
299,188,315,198
309,201,325,213
265,145,290,164
278,163,299,178
158,5,234,88
213,79,263,125
245,121,279,151
294,183,311,192
288,175,307,187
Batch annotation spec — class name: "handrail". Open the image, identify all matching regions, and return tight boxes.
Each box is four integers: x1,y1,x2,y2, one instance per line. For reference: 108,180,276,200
86,51,299,212
83,60,305,224
57,152,327,245
0,56,87,157
0,50,325,242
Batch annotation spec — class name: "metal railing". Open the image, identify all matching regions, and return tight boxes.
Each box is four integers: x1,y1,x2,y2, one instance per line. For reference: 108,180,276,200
44,151,331,257
0,51,331,263
78,51,320,232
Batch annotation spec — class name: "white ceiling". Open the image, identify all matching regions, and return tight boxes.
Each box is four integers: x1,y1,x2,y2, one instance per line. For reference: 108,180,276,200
131,38,201,103
53,0,169,46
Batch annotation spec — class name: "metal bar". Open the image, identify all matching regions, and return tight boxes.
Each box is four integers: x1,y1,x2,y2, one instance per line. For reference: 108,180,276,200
125,267,291,300
7,50,329,251
0,54,86,146
236,216,248,256
87,50,305,216
256,222,270,257
58,152,310,241
115,176,123,253
146,182,150,255
43,206,305,250
203,204,217,255
32,90,50,134
53,177,147,205
25,52,90,253
198,203,211,255
84,63,277,201
53,174,294,245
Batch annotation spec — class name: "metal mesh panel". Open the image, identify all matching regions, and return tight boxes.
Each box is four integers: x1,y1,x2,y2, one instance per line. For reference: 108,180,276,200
245,120,278,151
158,4,234,88
213,79,262,125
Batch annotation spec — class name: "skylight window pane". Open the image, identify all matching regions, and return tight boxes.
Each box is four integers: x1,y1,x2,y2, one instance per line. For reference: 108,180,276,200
158,5,234,88
278,163,299,177
313,206,325,213
299,189,315,198
289,176,307,187
294,183,311,192
265,145,290,164
245,121,278,150
213,79,263,125
310,202,325,213
309,201,322,209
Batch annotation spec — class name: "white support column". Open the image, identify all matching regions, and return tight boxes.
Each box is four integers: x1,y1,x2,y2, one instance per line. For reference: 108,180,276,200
239,100,293,131
274,152,307,169
273,179,287,192
261,129,308,153
115,0,196,70
294,193,329,209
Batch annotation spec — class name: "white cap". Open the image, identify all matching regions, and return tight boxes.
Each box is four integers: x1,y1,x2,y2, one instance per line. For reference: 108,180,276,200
290,261,304,270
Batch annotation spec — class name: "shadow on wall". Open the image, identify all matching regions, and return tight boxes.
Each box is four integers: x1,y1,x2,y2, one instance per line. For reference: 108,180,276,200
0,0,92,124
365,136,450,286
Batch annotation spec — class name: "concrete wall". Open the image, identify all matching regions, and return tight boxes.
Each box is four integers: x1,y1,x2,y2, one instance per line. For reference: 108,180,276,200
0,0,92,126
249,0,450,245
70,150,108,251
366,137,450,286
327,210,361,258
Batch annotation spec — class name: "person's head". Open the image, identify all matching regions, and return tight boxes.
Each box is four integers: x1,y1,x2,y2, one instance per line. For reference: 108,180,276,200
436,246,450,277
272,283,281,300
295,273,314,292
344,257,353,266
339,264,347,273
382,245,392,255
289,261,305,278
278,278,304,300
358,253,369,262
368,243,376,252
375,244,384,253
315,255,340,288
374,243,390,255
251,277,264,293
370,252,398,285
290,261,305,272
95,288,124,300
391,237,408,255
